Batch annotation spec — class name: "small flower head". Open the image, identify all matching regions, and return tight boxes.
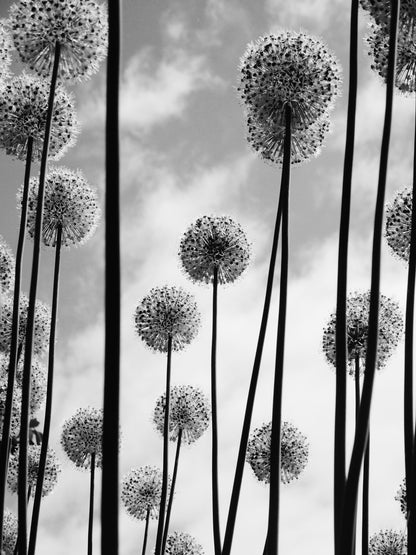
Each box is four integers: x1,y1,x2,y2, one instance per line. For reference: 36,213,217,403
0,20,13,84
2,509,18,555
0,73,79,162
395,479,407,517
368,530,407,555
0,294,50,356
238,31,341,131
0,236,15,295
179,216,251,285
121,466,166,520
164,532,205,555
22,166,101,248
134,286,201,353
61,407,103,469
8,445,61,497
385,186,414,261
153,385,210,445
246,421,309,484
9,0,108,82
0,371,21,438
322,291,404,375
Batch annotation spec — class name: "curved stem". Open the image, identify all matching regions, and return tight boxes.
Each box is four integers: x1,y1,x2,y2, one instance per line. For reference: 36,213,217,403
88,453,96,555
0,137,33,554
141,508,150,555
161,429,182,554
28,225,62,555
341,3,399,553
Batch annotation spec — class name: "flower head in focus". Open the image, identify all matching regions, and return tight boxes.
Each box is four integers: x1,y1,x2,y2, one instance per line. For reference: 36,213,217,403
360,0,416,29
368,530,407,555
134,286,201,353
9,0,108,82
2,509,17,555
8,444,61,497
121,466,167,520
385,186,414,260
0,20,13,84
0,236,15,295
165,531,205,555
61,406,104,469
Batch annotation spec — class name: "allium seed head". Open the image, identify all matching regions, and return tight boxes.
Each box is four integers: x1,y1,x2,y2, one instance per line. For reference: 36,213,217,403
134,286,201,353
0,20,13,84
153,385,210,444
360,0,416,29
368,530,407,555
0,73,79,162
8,445,61,497
238,31,341,131
164,532,205,555
386,186,414,261
61,407,104,469
395,479,407,517
2,509,18,555
9,0,108,82
22,166,101,248
246,421,309,484
0,372,21,438
322,291,403,375
179,216,251,285
121,466,168,520
0,236,15,295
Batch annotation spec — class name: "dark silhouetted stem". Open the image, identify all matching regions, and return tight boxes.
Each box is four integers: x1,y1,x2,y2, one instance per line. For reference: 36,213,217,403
141,508,150,555
341,3,399,553
355,357,360,424
88,453,96,555
161,429,183,554
362,436,369,555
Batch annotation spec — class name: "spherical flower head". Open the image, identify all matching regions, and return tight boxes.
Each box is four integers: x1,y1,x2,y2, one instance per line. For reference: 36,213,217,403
238,31,341,132
121,466,168,521
21,166,101,248
0,73,79,162
360,0,416,29
0,294,50,357
0,235,15,295
164,532,205,555
0,371,21,438
0,20,13,84
7,444,61,497
9,0,108,83
322,291,404,375
246,421,309,484
385,186,414,261
368,529,407,555
153,385,210,445
61,406,104,469
246,111,331,166
2,509,17,555
134,286,201,353
395,479,407,517
179,216,251,285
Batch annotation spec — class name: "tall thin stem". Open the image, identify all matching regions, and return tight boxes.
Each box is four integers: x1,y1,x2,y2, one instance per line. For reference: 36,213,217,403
18,42,61,555
362,436,369,555
141,508,150,555
0,137,33,554
88,453,96,555
28,225,62,555
161,429,183,554
340,3,399,553
354,357,360,424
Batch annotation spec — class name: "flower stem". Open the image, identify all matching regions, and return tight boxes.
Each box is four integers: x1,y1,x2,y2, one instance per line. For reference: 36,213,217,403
266,103,292,555
88,452,96,555
18,41,61,555
155,337,172,555
141,508,150,555
0,136,33,555
354,357,360,424
161,428,183,554
362,437,369,555
340,3,399,553
28,225,62,555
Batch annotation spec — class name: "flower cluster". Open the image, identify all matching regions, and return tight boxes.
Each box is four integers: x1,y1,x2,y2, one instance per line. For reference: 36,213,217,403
246,421,309,484
385,186,414,261
134,286,201,353
121,466,166,520
395,479,407,517
61,407,103,469
0,236,15,295
0,20,13,84
164,532,205,555
360,0,416,29
368,529,407,555
0,371,21,437
22,166,101,248
153,385,210,444
2,509,18,555
9,0,108,82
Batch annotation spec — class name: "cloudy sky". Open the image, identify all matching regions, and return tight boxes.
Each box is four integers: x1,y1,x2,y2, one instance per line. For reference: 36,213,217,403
0,0,415,553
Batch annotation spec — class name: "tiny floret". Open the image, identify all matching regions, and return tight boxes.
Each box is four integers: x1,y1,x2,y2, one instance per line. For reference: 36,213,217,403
164,531,205,555
61,406,104,469
368,529,407,555
121,466,166,520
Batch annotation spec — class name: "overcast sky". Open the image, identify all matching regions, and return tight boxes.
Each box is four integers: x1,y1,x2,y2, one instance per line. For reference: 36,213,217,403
0,0,414,553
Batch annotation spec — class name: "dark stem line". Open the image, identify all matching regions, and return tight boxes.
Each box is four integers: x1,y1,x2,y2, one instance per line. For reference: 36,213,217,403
28,225,62,555
0,137,33,554
141,508,150,555
340,3,399,553
354,357,360,425
18,42,61,555
88,453,96,555
161,429,183,554
362,435,369,555
155,337,172,555
266,103,292,555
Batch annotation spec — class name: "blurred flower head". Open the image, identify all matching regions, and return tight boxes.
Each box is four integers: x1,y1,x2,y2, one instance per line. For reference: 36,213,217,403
0,371,21,438
153,385,210,444
9,0,108,82
8,444,61,497
134,286,201,353
368,529,407,555
121,466,167,520
0,236,15,295
0,73,79,162
385,186,414,260
246,421,309,484
2,509,17,555
322,291,403,375
0,20,13,84
395,479,407,517
179,215,251,285
22,166,101,248
164,532,205,555
61,406,104,469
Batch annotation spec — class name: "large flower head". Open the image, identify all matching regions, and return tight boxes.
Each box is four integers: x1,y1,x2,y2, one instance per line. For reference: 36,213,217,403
8,444,61,497
9,0,108,83
164,532,205,555
246,421,309,484
2,509,18,555
61,406,103,469
0,236,15,295
153,385,210,445
0,73,79,162
238,31,341,132
322,291,403,375
134,286,201,353
368,530,407,555
179,216,251,285
0,20,13,84
121,466,167,521
22,166,101,248
385,186,414,261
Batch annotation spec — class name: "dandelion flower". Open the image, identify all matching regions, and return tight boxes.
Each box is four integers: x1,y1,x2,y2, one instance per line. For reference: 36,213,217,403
7,444,60,497
246,421,309,484
121,466,168,521
2,509,17,555
0,20,13,84
395,479,407,517
61,407,103,470
164,531,205,555
9,0,108,83
0,73,79,162
134,286,201,353
368,529,407,555
0,236,15,295
385,186,414,260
